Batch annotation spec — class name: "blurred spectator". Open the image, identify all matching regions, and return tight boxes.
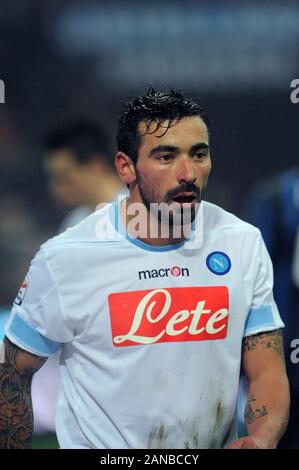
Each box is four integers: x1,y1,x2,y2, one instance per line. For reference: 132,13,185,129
44,121,124,232
243,167,299,448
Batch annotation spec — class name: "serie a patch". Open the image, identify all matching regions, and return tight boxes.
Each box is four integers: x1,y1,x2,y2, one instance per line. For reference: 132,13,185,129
14,275,29,306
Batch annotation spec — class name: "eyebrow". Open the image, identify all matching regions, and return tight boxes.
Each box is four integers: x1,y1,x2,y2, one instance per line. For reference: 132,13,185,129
148,143,209,157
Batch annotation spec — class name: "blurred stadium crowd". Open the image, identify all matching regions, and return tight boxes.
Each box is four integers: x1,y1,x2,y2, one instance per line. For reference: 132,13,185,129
0,0,298,448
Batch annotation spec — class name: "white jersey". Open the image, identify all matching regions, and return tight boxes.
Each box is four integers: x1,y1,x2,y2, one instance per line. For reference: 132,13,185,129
58,206,93,234
5,200,283,449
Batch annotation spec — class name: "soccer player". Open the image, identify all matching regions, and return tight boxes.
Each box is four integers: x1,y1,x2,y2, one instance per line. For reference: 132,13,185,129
0,89,290,449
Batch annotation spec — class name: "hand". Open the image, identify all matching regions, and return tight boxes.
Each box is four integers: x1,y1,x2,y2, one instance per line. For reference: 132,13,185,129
227,435,275,449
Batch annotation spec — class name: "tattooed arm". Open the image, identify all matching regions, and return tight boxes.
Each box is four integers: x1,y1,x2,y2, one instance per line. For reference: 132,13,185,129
0,337,47,449
228,329,290,449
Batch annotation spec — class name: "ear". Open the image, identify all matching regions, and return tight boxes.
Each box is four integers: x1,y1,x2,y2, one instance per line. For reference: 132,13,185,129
115,151,136,185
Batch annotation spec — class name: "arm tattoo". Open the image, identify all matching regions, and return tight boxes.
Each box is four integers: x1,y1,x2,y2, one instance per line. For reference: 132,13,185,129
242,329,284,358
245,395,268,425
0,338,46,449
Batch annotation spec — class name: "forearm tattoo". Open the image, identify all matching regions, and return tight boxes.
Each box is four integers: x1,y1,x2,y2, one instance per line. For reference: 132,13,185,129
0,338,45,449
245,395,268,425
242,329,284,358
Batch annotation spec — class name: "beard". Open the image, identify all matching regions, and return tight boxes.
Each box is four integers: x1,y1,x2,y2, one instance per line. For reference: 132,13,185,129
135,168,206,230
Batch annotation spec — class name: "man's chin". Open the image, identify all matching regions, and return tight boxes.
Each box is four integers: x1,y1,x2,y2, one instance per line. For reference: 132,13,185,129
159,201,200,226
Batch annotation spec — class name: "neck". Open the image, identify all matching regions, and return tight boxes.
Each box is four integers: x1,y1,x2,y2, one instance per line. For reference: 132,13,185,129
121,197,193,247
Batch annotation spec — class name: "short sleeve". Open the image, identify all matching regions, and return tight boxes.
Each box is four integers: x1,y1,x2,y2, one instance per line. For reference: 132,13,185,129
243,232,284,337
5,248,74,357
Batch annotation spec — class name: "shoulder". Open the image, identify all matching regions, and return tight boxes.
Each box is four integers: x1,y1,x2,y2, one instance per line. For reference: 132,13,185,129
202,200,261,240
41,202,122,258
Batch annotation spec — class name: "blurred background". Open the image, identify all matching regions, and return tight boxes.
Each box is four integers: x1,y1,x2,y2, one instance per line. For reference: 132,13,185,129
0,0,298,448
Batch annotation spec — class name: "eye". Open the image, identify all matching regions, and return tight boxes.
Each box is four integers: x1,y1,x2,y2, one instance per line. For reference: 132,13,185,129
194,152,207,160
158,154,174,162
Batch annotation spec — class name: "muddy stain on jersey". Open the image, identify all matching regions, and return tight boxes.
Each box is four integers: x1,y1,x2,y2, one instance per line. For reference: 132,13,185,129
206,398,227,448
147,423,167,449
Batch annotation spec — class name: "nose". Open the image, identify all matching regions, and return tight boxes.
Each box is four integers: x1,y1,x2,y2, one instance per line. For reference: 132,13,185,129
177,155,196,184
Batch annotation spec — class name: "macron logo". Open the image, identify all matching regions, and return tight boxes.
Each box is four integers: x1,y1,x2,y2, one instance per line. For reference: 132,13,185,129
138,265,189,280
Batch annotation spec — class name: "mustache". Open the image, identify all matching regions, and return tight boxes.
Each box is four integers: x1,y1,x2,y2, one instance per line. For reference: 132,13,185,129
166,183,201,201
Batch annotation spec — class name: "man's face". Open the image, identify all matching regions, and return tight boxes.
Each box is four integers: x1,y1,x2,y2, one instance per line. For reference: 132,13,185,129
133,116,211,224
45,150,90,208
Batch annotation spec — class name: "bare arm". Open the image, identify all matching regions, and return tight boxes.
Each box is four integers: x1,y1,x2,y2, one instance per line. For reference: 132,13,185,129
0,337,47,449
229,329,290,449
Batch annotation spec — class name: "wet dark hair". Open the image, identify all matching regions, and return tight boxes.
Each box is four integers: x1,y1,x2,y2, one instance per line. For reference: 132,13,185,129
116,87,210,165
45,121,111,165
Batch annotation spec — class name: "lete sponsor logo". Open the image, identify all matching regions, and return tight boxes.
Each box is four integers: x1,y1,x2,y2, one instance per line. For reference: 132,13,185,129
108,286,229,347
